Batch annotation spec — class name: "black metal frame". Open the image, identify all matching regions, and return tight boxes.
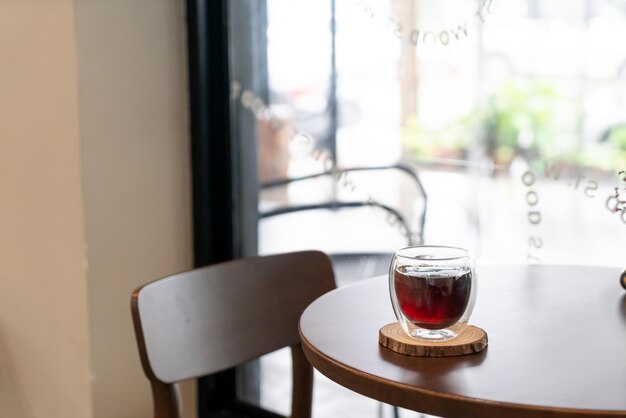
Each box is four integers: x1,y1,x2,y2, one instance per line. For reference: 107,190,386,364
187,0,269,415
186,0,240,416
187,0,234,268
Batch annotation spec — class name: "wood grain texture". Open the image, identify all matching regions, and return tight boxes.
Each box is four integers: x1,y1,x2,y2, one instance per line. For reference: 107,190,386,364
378,323,487,357
299,265,626,418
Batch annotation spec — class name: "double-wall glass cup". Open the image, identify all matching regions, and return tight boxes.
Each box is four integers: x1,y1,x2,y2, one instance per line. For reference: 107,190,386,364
389,246,477,341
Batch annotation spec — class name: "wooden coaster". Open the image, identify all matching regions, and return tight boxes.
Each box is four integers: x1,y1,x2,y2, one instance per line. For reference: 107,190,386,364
379,323,488,357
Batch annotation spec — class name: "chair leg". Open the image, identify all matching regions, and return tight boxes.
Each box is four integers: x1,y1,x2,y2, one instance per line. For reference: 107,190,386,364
150,380,180,418
290,344,313,418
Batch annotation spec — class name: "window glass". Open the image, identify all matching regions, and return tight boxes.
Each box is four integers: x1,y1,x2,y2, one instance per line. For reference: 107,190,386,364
229,1,626,416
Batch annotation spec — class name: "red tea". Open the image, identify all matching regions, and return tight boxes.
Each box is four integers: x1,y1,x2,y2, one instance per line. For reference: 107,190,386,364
394,265,471,330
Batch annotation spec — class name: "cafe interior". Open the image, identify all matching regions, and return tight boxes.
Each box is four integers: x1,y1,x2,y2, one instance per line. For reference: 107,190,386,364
2,0,626,417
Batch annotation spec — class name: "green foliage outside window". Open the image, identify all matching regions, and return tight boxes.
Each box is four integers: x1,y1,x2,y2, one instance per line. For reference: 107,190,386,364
401,79,626,170
481,80,575,164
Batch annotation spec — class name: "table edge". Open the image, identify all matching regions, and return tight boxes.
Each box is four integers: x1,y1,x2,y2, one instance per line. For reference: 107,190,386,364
299,321,626,418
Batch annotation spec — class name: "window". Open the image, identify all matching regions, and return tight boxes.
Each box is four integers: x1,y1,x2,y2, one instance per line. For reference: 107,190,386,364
197,1,626,416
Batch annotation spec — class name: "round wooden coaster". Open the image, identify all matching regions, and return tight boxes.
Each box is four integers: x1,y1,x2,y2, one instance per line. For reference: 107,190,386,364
379,323,488,357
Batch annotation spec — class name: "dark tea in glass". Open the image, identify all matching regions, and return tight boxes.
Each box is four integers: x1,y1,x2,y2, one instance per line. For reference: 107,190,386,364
389,246,477,341
394,266,472,330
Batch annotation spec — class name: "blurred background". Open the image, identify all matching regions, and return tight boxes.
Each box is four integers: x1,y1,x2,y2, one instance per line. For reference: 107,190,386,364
227,0,626,416
230,0,626,266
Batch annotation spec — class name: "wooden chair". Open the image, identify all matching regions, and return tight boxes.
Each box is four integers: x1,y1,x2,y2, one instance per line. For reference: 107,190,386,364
130,251,336,418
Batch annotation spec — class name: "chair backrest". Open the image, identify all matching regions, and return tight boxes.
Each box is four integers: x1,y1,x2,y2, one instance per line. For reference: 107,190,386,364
131,251,336,418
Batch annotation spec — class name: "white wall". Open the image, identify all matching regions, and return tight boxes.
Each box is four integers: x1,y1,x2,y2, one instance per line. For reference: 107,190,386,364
0,1,93,417
74,0,193,416
0,0,194,417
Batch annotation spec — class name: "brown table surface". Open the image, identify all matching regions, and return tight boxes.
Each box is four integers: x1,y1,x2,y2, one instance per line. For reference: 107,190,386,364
299,264,626,418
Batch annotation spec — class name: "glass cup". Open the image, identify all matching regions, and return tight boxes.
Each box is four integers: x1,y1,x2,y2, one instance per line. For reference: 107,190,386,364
389,245,477,341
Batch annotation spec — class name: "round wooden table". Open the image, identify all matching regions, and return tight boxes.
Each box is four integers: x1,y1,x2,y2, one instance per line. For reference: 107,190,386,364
299,264,626,418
